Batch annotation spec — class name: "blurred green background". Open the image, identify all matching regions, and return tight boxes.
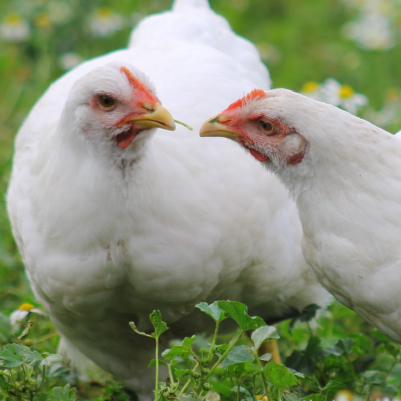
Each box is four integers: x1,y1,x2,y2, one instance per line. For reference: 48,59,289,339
0,0,401,397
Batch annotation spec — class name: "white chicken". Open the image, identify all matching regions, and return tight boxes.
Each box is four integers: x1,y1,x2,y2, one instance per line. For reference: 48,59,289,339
201,88,401,343
7,1,330,398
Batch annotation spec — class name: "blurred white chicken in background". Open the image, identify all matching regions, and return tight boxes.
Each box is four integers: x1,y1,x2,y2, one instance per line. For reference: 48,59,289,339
7,0,330,398
201,88,401,344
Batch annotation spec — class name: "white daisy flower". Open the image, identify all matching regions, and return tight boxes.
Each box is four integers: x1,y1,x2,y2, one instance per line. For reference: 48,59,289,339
302,79,367,115
10,303,46,325
89,7,124,38
343,14,395,50
341,0,397,50
59,52,84,70
301,81,322,101
320,79,368,114
0,13,30,42
204,391,220,401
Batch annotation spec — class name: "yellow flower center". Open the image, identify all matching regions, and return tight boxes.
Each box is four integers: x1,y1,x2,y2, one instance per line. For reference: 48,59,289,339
256,396,268,401
5,13,23,25
18,303,34,311
302,82,319,93
96,7,113,17
339,85,354,99
35,13,51,28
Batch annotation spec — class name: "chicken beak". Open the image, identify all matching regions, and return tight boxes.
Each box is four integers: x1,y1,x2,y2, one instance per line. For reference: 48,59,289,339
199,117,240,141
128,103,176,131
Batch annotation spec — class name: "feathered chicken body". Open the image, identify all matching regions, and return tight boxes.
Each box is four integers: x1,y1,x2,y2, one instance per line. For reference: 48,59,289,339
201,88,401,343
8,1,329,396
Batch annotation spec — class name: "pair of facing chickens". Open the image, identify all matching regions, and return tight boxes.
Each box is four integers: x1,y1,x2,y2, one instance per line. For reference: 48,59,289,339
7,0,401,398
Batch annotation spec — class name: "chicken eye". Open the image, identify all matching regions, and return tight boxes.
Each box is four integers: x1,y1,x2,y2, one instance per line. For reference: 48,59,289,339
98,95,116,110
259,120,273,132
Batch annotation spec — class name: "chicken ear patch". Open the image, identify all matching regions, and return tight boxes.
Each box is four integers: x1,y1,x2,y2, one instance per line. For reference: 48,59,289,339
282,134,307,165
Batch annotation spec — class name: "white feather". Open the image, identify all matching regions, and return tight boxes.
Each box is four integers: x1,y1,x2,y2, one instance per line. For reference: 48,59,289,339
7,8,329,400
243,89,401,343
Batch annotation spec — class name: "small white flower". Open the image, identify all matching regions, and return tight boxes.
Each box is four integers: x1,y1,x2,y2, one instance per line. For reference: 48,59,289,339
302,79,367,115
89,7,124,38
204,391,220,401
10,303,46,325
0,13,30,42
320,79,368,114
301,81,321,101
59,52,84,70
341,0,397,50
343,14,395,50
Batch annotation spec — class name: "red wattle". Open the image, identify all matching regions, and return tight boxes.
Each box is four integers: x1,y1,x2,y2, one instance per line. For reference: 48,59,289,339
116,129,137,148
249,148,269,162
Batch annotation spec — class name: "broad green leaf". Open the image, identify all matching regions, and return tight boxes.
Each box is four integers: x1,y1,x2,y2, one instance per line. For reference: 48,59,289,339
217,301,265,331
323,345,343,357
362,370,385,385
214,343,229,357
243,359,259,373
230,385,254,401
322,380,347,401
211,380,232,396
224,362,246,378
299,304,321,322
305,336,324,358
221,345,254,368
0,343,24,368
20,347,42,363
263,362,298,390
251,326,279,351
149,310,169,338
47,384,77,401
350,333,372,355
304,394,325,401
20,348,43,372
259,353,272,362
337,338,353,354
285,349,315,376
287,367,304,378
196,302,226,323
162,335,195,360
172,367,190,379
376,342,399,356
289,304,321,331
148,359,168,367
371,329,392,342
40,353,63,368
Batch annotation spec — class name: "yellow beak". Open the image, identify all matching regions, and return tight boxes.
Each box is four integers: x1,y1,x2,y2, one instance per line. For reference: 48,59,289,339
199,117,240,140
127,103,176,131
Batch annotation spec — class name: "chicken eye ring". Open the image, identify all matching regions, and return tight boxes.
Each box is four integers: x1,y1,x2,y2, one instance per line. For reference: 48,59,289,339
98,95,116,110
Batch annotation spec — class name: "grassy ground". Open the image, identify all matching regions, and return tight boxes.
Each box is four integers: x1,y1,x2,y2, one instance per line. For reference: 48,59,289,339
0,0,401,399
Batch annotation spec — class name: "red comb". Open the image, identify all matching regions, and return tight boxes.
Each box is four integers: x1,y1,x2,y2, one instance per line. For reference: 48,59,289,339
225,89,266,111
120,66,158,103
